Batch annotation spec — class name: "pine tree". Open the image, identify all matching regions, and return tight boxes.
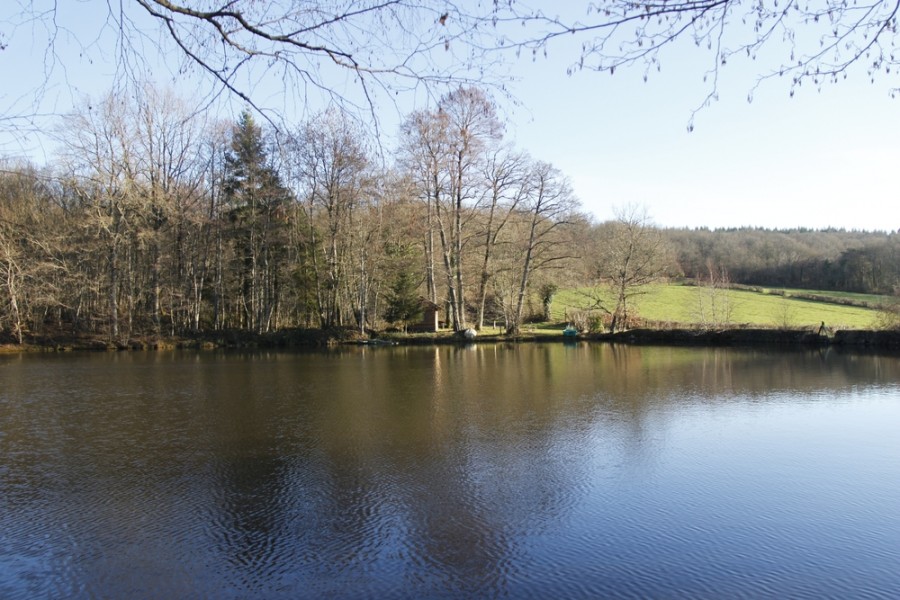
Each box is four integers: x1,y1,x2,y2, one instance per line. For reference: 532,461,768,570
384,269,423,332
223,111,292,332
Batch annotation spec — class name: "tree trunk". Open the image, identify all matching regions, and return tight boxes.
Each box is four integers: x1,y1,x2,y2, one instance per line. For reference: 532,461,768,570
509,211,539,335
3,251,24,344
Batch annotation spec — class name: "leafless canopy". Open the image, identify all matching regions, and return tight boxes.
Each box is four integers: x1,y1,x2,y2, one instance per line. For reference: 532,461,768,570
497,1,900,125
2,0,509,137
3,1,900,134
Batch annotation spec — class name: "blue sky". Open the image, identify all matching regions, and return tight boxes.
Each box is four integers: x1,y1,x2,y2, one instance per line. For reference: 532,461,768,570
2,2,898,232
506,27,900,232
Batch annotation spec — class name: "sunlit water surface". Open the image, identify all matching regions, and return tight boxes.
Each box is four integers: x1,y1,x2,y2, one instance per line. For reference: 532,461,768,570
1,344,898,599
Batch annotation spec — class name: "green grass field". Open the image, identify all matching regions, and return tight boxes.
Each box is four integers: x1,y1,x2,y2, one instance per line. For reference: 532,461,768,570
548,283,885,330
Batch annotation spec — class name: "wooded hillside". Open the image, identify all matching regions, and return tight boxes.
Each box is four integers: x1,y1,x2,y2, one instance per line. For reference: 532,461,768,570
667,228,900,295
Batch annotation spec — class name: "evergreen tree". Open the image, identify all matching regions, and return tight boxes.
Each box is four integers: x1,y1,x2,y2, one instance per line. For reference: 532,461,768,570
223,111,292,332
384,269,423,332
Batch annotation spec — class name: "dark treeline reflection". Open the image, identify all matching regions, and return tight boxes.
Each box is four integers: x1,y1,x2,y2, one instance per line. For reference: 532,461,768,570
1,345,898,599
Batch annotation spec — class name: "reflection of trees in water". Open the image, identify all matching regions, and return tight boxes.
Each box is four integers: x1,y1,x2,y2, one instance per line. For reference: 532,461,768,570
276,343,900,594
294,345,661,593
580,344,900,398
208,453,290,589
265,344,598,595
191,345,900,595
6,348,897,597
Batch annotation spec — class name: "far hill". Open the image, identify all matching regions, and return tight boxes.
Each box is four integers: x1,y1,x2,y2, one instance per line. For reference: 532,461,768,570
666,227,899,296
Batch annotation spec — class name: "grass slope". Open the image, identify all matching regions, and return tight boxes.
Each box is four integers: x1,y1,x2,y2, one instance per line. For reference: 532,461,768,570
550,284,883,330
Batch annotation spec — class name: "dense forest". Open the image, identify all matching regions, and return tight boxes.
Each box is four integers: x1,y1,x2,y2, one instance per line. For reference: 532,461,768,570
0,86,585,342
1,85,898,344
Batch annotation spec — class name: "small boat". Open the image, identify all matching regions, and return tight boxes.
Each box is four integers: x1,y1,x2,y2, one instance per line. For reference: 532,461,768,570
563,325,578,337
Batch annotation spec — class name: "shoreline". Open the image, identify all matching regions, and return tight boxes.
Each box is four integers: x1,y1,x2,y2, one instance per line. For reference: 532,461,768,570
3,327,900,354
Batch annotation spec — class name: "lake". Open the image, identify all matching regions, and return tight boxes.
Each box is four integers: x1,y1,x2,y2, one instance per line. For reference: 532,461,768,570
1,343,899,599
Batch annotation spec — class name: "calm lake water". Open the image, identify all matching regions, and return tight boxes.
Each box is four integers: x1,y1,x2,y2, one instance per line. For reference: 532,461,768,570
1,343,899,599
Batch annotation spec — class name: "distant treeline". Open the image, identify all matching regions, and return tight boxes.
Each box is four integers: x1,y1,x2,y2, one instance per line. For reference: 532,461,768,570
667,227,900,295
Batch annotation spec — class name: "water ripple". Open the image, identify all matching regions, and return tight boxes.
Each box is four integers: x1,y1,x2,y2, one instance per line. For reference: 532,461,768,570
2,349,900,598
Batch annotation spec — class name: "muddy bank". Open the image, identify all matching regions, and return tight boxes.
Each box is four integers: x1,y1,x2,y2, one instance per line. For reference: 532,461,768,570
0,327,364,353
3,327,900,353
831,330,900,349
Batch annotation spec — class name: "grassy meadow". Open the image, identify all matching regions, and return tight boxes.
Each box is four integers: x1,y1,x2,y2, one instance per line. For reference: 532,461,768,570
546,283,886,331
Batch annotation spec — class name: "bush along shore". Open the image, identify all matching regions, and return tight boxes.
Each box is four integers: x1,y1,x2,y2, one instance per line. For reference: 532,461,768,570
3,326,900,353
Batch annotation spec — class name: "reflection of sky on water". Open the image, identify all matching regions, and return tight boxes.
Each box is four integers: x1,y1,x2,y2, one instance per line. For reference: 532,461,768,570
0,346,898,599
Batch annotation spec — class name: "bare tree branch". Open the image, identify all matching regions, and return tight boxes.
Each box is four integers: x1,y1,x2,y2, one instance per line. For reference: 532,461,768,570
5,0,900,143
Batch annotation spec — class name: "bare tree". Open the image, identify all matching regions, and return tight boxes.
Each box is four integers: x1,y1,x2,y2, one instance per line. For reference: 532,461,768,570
132,85,208,334
199,122,233,332
399,87,502,331
506,161,578,335
596,205,672,332
695,259,734,328
876,297,900,330
399,107,449,307
291,109,371,328
0,165,67,343
57,92,145,341
434,87,503,331
474,147,530,330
